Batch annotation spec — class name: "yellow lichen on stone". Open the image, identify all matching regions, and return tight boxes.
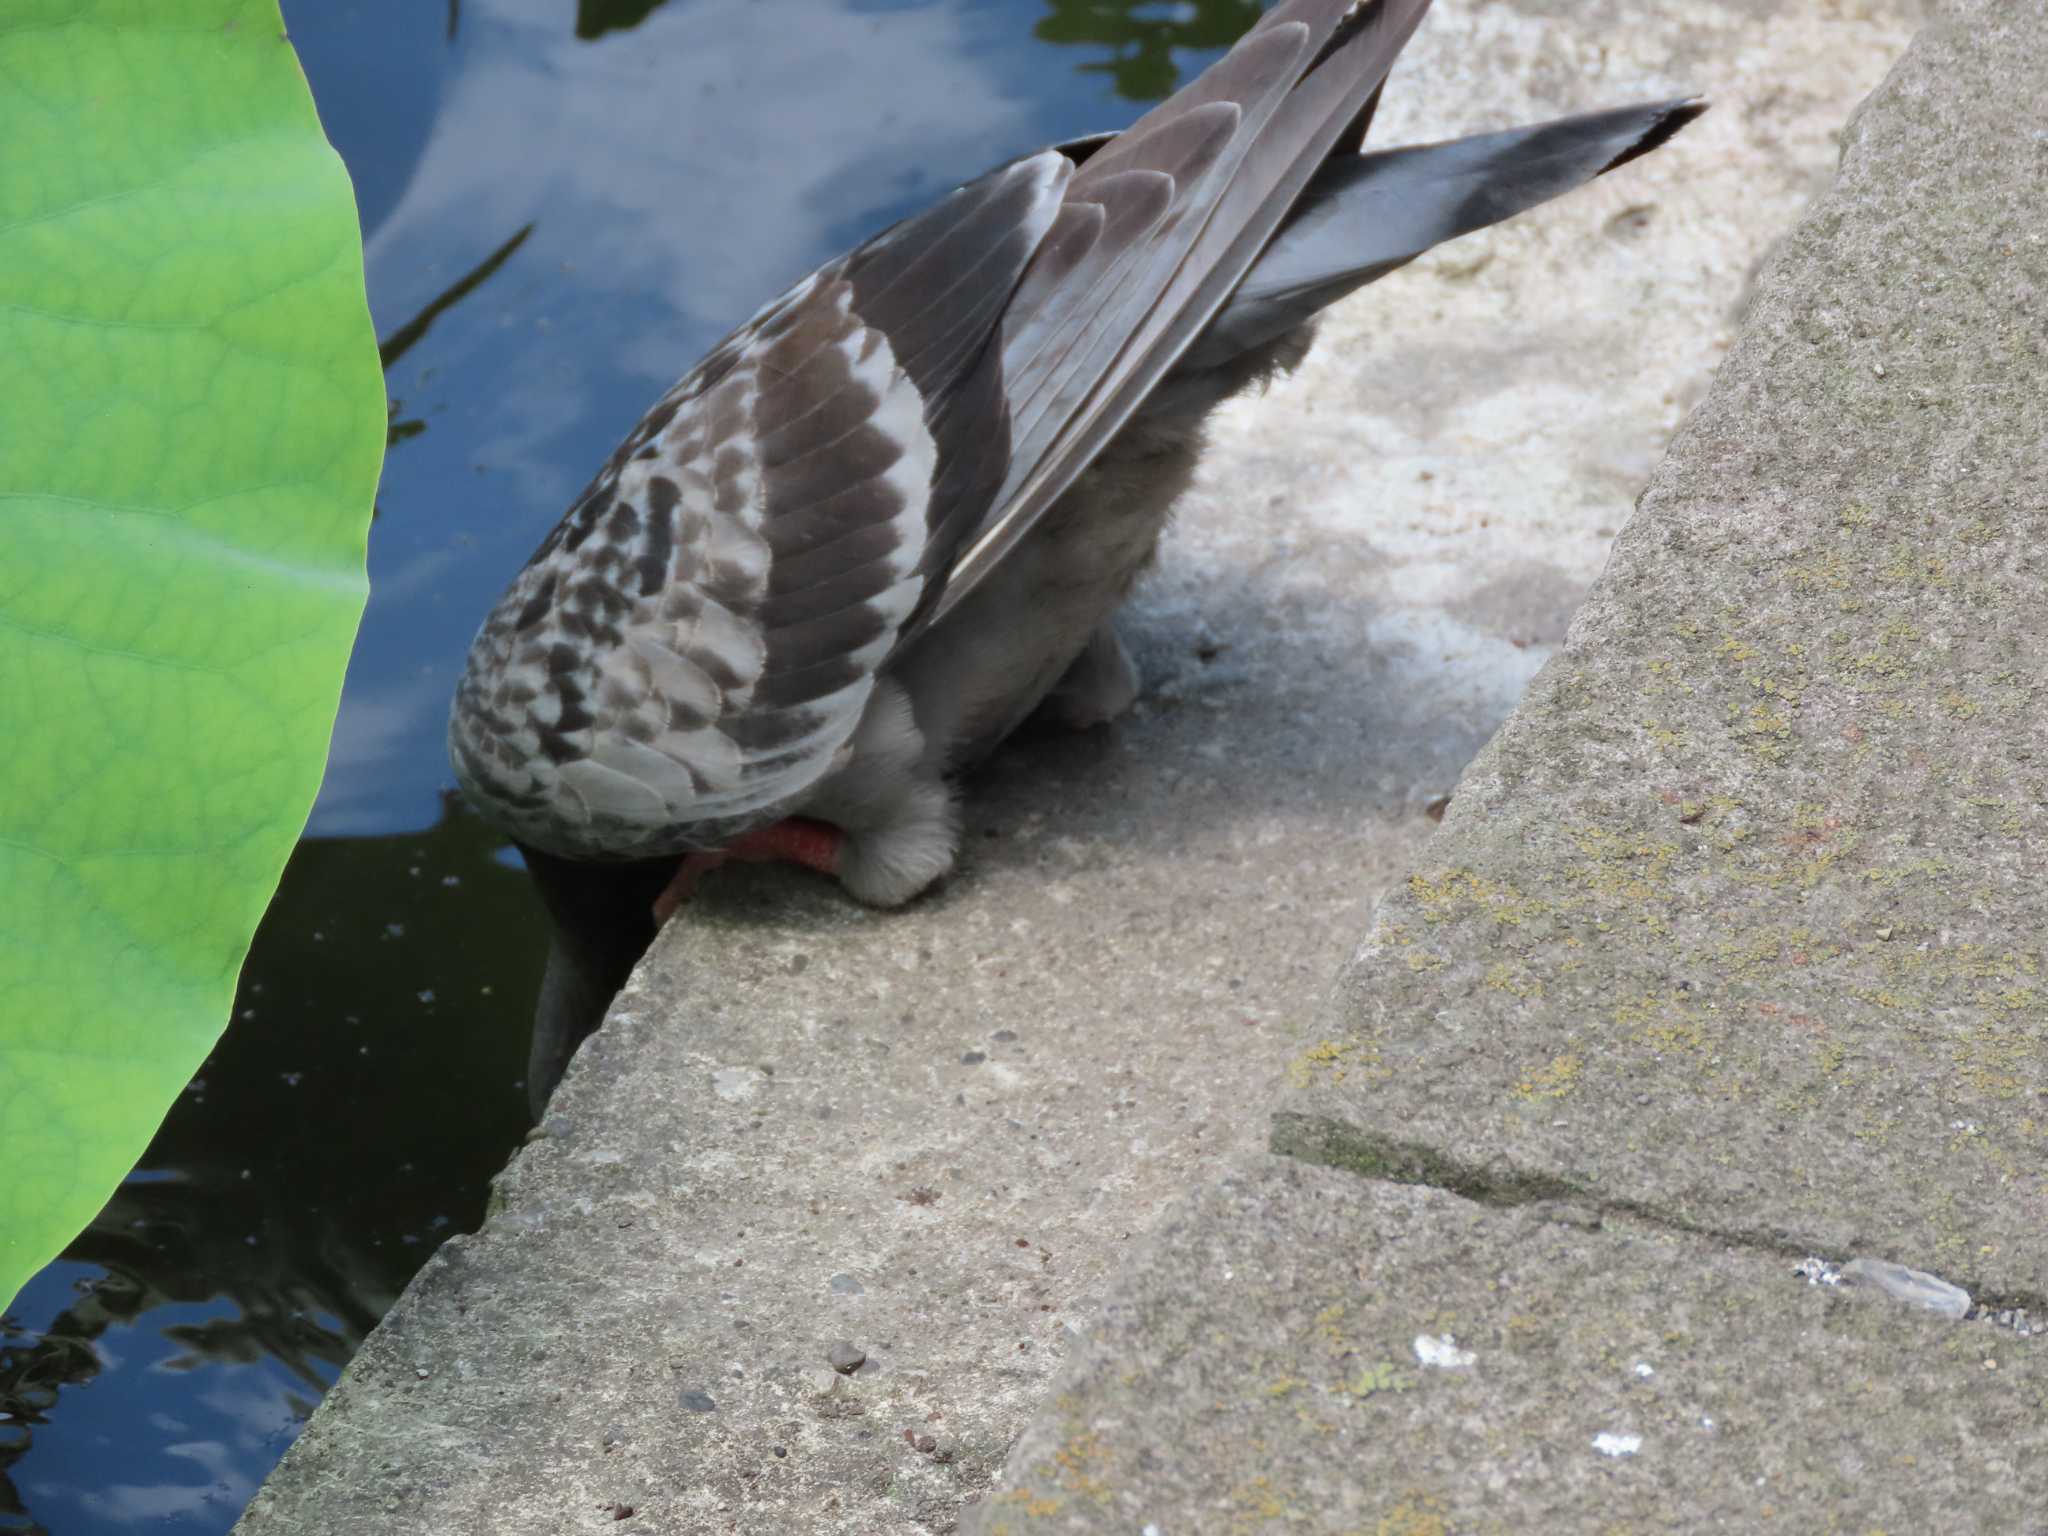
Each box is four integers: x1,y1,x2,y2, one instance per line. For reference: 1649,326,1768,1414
1313,1302,1350,1349
1860,855,1954,888
1879,544,1950,589
998,1487,1065,1518
1288,1039,1388,1089
1049,1429,1114,1501
1567,826,1679,913
1636,1017,1711,1055
1229,1476,1294,1524
1791,548,1852,591
1515,1053,1582,1099
1485,962,1542,1000
1408,869,1547,927
1375,1492,1452,1536
1745,702,1793,758
1341,1360,1414,1399
1952,1024,2035,1099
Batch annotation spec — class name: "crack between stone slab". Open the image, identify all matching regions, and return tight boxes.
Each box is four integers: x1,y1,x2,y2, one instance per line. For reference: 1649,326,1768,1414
1269,1110,2048,1319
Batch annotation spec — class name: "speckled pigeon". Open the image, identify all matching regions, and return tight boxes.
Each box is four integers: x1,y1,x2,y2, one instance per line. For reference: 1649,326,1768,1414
448,0,1702,1102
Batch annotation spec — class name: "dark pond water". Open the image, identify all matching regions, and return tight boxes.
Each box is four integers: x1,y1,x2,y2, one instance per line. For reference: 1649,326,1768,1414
0,2,1262,1530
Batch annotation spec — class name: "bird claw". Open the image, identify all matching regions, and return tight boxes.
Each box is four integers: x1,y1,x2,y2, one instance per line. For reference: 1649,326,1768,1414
652,852,728,927
649,819,847,927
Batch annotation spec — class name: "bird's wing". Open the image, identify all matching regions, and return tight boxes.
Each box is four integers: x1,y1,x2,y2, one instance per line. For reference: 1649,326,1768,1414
920,0,1434,628
454,0,1435,856
451,150,1070,857
1182,97,1710,370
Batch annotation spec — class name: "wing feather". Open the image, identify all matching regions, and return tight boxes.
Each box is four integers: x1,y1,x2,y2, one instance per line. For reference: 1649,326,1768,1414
1185,97,1710,368
924,0,1434,627
455,0,1441,860
450,151,1071,858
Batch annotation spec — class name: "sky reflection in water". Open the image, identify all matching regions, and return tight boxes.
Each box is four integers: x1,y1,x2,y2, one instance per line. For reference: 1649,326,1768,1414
0,3,1253,1530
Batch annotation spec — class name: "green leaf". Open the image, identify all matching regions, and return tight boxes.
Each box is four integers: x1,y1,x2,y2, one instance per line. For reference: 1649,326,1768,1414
0,2,382,1312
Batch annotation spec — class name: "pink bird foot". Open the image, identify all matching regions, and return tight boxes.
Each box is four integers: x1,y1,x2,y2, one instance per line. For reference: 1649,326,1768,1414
651,817,846,926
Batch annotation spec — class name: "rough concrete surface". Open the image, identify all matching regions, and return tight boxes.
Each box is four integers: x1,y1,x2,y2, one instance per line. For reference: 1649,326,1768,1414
1280,0,2048,1296
234,2,1930,1533
973,0,2047,1529
971,1159,2048,1536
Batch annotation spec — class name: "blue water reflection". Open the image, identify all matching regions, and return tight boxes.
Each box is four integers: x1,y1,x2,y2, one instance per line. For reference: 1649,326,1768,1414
13,1292,312,1531
1,3,1249,1530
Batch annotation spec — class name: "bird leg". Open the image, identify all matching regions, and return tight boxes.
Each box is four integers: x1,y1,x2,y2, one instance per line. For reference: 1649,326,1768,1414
1035,621,1141,731
650,817,846,926
729,816,845,875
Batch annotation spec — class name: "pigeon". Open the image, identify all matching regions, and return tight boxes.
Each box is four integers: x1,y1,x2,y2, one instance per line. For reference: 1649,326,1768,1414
449,0,1703,1105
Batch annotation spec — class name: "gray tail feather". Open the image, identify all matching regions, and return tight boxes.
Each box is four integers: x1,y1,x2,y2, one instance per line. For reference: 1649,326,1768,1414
1183,97,1708,371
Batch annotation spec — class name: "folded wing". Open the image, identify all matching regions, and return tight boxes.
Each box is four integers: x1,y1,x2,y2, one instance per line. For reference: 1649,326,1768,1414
925,0,1436,625
450,150,1070,858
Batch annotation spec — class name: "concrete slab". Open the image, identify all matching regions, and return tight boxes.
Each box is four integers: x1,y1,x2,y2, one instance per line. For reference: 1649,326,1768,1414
969,1158,2048,1536
1279,0,2048,1302
970,0,2047,1527
231,3,1927,1533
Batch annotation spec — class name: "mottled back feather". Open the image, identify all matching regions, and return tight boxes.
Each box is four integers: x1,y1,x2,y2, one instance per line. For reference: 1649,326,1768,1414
449,151,1069,858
